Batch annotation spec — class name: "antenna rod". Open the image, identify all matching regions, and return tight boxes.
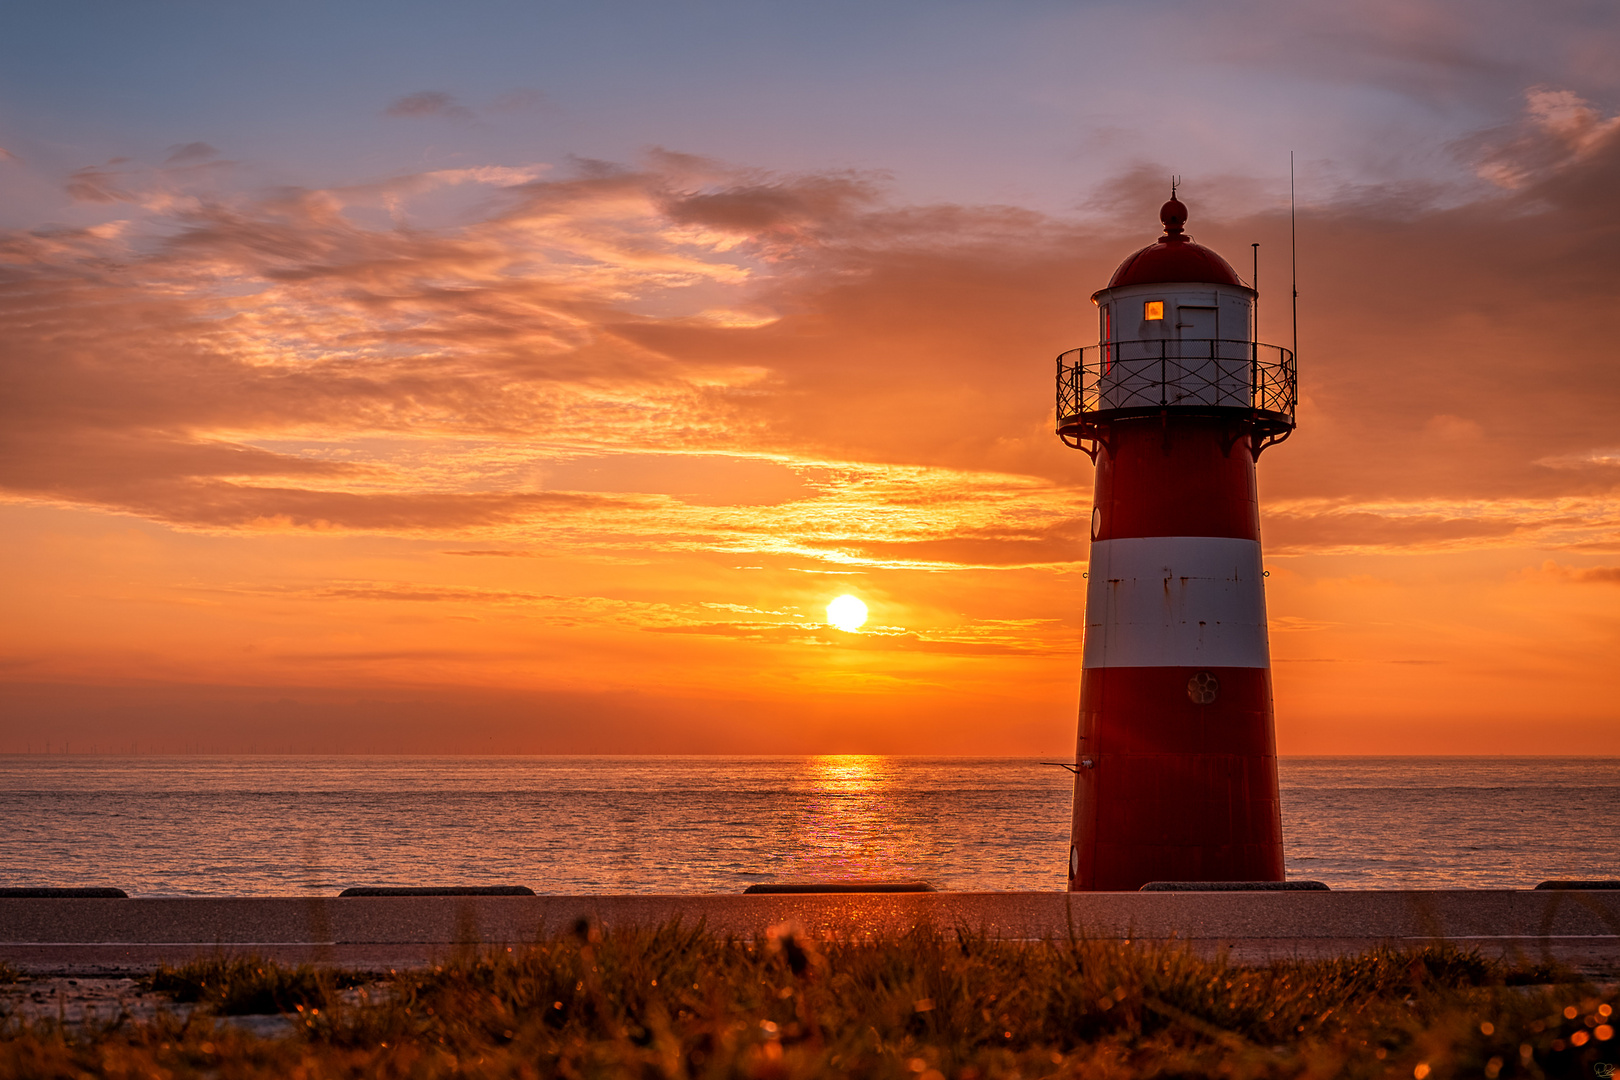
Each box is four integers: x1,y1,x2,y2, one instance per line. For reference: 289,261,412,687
1251,242,1260,344
1290,152,1298,362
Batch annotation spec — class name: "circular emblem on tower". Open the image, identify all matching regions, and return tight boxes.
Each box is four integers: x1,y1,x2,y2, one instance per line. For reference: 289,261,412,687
1187,671,1220,705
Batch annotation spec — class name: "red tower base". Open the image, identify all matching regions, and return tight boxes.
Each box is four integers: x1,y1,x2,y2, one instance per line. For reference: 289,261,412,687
1071,667,1282,890
1068,415,1284,892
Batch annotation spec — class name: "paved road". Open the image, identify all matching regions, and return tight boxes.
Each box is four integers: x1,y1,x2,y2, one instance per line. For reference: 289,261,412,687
3,891,1617,976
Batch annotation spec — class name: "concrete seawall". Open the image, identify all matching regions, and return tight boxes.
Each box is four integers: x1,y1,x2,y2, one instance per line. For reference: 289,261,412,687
3,891,1617,976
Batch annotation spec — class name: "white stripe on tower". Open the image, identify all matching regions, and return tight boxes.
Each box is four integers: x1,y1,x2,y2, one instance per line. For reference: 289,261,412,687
1082,536,1270,670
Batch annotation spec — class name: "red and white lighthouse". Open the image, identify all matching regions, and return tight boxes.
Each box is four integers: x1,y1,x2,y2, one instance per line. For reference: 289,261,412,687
1057,193,1296,891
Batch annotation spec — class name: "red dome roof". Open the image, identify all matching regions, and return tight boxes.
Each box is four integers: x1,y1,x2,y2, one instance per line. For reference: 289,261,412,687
1105,197,1242,289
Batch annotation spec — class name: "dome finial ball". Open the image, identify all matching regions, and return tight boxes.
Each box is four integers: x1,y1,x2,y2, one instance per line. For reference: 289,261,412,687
1159,187,1188,241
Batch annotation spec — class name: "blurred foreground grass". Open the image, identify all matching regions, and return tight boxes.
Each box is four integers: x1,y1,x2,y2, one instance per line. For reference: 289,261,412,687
1,923,1615,1078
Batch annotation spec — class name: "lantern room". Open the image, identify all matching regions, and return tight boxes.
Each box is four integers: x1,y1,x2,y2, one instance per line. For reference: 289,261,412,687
1055,195,1297,459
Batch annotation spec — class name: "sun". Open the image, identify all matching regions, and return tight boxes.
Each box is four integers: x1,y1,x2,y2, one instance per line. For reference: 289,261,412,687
825,594,868,632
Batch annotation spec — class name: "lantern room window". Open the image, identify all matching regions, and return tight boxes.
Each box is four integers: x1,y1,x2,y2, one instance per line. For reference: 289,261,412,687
1144,300,1164,321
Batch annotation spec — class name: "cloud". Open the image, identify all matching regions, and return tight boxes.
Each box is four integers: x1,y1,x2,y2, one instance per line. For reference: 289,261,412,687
4,87,1619,563
384,90,475,121
1191,0,1620,120
537,453,817,506
1534,560,1620,584
1466,87,1620,189
1535,448,1620,470
646,620,1065,656
487,88,546,114
1264,495,1620,555
0,151,1083,557
65,164,133,203
164,142,220,166
312,583,565,603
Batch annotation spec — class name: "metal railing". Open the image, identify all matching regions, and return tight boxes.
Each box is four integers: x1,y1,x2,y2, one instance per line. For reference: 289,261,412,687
1056,338,1296,456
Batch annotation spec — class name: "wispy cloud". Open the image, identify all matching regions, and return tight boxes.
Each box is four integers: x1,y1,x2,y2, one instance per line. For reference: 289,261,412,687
164,142,220,166
64,162,134,203
5,86,1619,570
384,90,475,121
1467,87,1620,188
1532,560,1620,584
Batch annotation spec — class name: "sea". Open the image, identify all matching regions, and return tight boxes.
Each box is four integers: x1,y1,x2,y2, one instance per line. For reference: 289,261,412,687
1,756,1615,897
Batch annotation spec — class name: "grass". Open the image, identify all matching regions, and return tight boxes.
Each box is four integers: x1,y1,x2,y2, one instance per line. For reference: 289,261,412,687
142,957,368,1015
0,923,1614,1078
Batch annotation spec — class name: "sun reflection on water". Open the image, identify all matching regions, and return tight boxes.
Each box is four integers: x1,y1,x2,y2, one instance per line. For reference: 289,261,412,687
783,755,936,883
808,754,881,791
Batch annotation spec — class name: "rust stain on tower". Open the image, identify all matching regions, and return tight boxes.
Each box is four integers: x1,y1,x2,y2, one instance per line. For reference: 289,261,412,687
1056,191,1297,891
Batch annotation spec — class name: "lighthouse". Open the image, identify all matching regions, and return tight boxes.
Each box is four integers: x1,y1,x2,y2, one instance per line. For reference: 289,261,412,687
1056,192,1296,891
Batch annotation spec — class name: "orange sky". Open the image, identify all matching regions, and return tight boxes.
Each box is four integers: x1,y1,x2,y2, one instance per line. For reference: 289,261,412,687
2,30,1619,753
